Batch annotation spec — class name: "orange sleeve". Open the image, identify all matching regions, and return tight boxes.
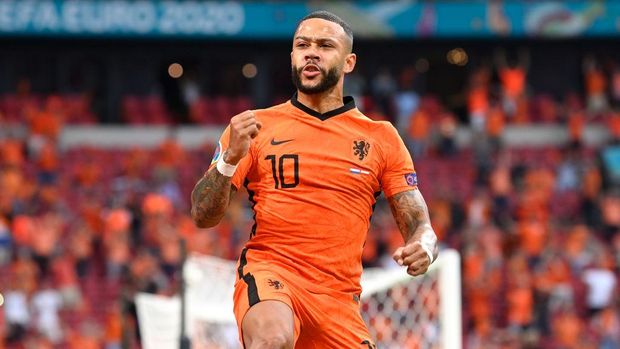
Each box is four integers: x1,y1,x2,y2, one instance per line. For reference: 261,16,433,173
208,125,253,190
381,124,417,198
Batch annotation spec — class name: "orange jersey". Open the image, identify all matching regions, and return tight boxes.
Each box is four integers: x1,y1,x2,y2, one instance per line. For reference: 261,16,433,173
211,94,417,295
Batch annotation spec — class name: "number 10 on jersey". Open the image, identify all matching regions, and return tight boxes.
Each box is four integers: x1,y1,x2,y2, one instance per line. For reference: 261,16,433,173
265,154,299,189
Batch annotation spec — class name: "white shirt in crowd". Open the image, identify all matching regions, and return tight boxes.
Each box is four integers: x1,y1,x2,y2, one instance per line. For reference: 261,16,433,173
582,268,617,309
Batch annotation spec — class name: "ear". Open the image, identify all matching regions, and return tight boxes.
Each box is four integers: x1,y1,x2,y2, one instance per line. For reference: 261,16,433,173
343,53,356,74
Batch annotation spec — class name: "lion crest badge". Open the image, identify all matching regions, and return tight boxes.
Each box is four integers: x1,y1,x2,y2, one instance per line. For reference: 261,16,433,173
353,140,370,161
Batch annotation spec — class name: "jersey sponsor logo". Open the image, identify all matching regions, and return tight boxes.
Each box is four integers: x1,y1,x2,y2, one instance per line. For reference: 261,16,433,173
210,141,222,165
267,278,284,290
405,173,418,186
353,140,370,160
360,339,377,349
270,138,294,145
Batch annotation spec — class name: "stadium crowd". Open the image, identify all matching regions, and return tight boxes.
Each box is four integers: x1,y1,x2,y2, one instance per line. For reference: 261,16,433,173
0,55,619,349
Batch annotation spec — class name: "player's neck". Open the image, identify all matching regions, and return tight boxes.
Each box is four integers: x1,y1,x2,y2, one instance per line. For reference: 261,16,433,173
296,89,344,114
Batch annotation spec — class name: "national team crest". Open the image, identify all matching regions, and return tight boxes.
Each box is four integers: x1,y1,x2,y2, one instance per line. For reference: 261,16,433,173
353,140,370,161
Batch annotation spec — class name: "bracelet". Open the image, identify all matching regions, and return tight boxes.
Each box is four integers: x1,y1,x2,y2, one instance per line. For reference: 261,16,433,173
216,156,237,177
420,229,436,264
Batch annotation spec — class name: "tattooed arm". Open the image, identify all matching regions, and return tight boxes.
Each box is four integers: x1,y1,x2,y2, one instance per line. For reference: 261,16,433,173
191,110,261,228
387,189,438,276
190,160,238,228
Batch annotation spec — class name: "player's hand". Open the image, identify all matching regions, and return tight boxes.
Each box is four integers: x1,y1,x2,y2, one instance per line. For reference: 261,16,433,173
225,110,262,165
392,241,431,277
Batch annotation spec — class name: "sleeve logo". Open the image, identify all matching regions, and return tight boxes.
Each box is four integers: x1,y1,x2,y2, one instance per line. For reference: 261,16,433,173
405,173,418,186
210,141,222,165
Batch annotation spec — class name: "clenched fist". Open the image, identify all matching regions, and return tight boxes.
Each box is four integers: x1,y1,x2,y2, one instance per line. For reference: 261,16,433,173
393,240,433,277
224,110,262,165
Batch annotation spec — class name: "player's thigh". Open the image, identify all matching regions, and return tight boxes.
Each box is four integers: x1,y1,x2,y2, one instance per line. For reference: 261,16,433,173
242,300,295,348
295,292,374,349
233,267,299,347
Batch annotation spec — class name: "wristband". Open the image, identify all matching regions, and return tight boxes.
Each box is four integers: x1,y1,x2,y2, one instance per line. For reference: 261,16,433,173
216,156,237,177
420,229,436,264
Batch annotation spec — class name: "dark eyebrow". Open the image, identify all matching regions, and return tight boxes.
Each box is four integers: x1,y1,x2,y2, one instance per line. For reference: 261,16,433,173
294,36,338,45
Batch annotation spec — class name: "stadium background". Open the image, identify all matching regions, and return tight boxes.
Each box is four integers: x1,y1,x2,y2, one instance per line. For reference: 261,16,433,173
0,0,619,348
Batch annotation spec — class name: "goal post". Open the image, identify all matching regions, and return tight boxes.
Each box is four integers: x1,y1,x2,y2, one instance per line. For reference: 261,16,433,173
136,249,461,349
438,249,462,349
360,249,462,349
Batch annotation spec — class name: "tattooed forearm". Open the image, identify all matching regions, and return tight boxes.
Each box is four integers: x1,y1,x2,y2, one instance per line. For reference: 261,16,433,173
388,190,430,241
190,167,236,228
388,190,438,258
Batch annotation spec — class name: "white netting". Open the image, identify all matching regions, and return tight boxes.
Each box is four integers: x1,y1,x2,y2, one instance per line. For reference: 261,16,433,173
184,255,239,349
361,268,440,349
136,250,461,349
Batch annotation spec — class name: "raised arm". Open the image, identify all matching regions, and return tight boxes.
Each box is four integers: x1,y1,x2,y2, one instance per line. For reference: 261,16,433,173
387,189,438,276
191,110,261,228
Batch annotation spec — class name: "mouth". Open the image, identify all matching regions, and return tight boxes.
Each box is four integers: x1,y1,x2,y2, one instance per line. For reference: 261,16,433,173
302,64,321,78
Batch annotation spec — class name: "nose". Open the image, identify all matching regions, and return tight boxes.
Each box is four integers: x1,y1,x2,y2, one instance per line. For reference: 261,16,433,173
304,45,320,62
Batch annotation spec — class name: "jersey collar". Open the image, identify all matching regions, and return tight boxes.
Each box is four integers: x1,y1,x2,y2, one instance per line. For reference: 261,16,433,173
290,92,356,121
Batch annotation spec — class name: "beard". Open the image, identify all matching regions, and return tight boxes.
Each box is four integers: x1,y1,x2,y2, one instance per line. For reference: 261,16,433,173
291,64,341,95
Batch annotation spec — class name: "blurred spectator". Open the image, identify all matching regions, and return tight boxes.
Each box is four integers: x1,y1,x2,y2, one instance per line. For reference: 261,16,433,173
495,48,529,119
608,111,620,145
506,258,534,331
28,96,65,143
4,287,29,344
103,305,123,349
51,254,82,309
66,321,103,349
103,208,132,281
489,157,512,228
0,217,10,266
584,56,608,115
394,66,421,133
68,222,95,278
180,71,200,112
567,108,586,150
30,213,62,278
405,107,430,158
0,137,25,168
486,104,505,153
467,66,491,131
344,72,366,111
555,147,582,192
370,67,397,120
437,110,458,157
581,252,617,317
31,279,63,344
600,193,620,242
591,307,620,349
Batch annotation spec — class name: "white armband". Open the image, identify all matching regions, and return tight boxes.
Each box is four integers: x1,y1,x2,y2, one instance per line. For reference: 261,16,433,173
216,156,237,177
420,229,437,264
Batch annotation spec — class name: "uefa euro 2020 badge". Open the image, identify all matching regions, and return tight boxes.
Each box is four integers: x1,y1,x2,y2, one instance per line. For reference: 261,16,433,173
404,173,418,186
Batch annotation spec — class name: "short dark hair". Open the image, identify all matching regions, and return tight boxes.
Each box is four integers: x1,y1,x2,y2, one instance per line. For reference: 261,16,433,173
297,10,354,48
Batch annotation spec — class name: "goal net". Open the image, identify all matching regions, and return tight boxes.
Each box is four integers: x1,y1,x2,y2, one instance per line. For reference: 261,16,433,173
136,249,461,349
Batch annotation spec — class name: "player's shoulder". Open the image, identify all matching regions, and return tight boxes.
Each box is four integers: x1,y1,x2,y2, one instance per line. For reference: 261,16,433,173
351,110,402,140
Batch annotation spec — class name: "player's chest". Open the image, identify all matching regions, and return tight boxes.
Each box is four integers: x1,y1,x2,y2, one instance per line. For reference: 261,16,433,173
252,126,381,192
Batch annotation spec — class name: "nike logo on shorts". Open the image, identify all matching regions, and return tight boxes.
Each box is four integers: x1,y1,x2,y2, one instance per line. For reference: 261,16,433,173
270,138,294,145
